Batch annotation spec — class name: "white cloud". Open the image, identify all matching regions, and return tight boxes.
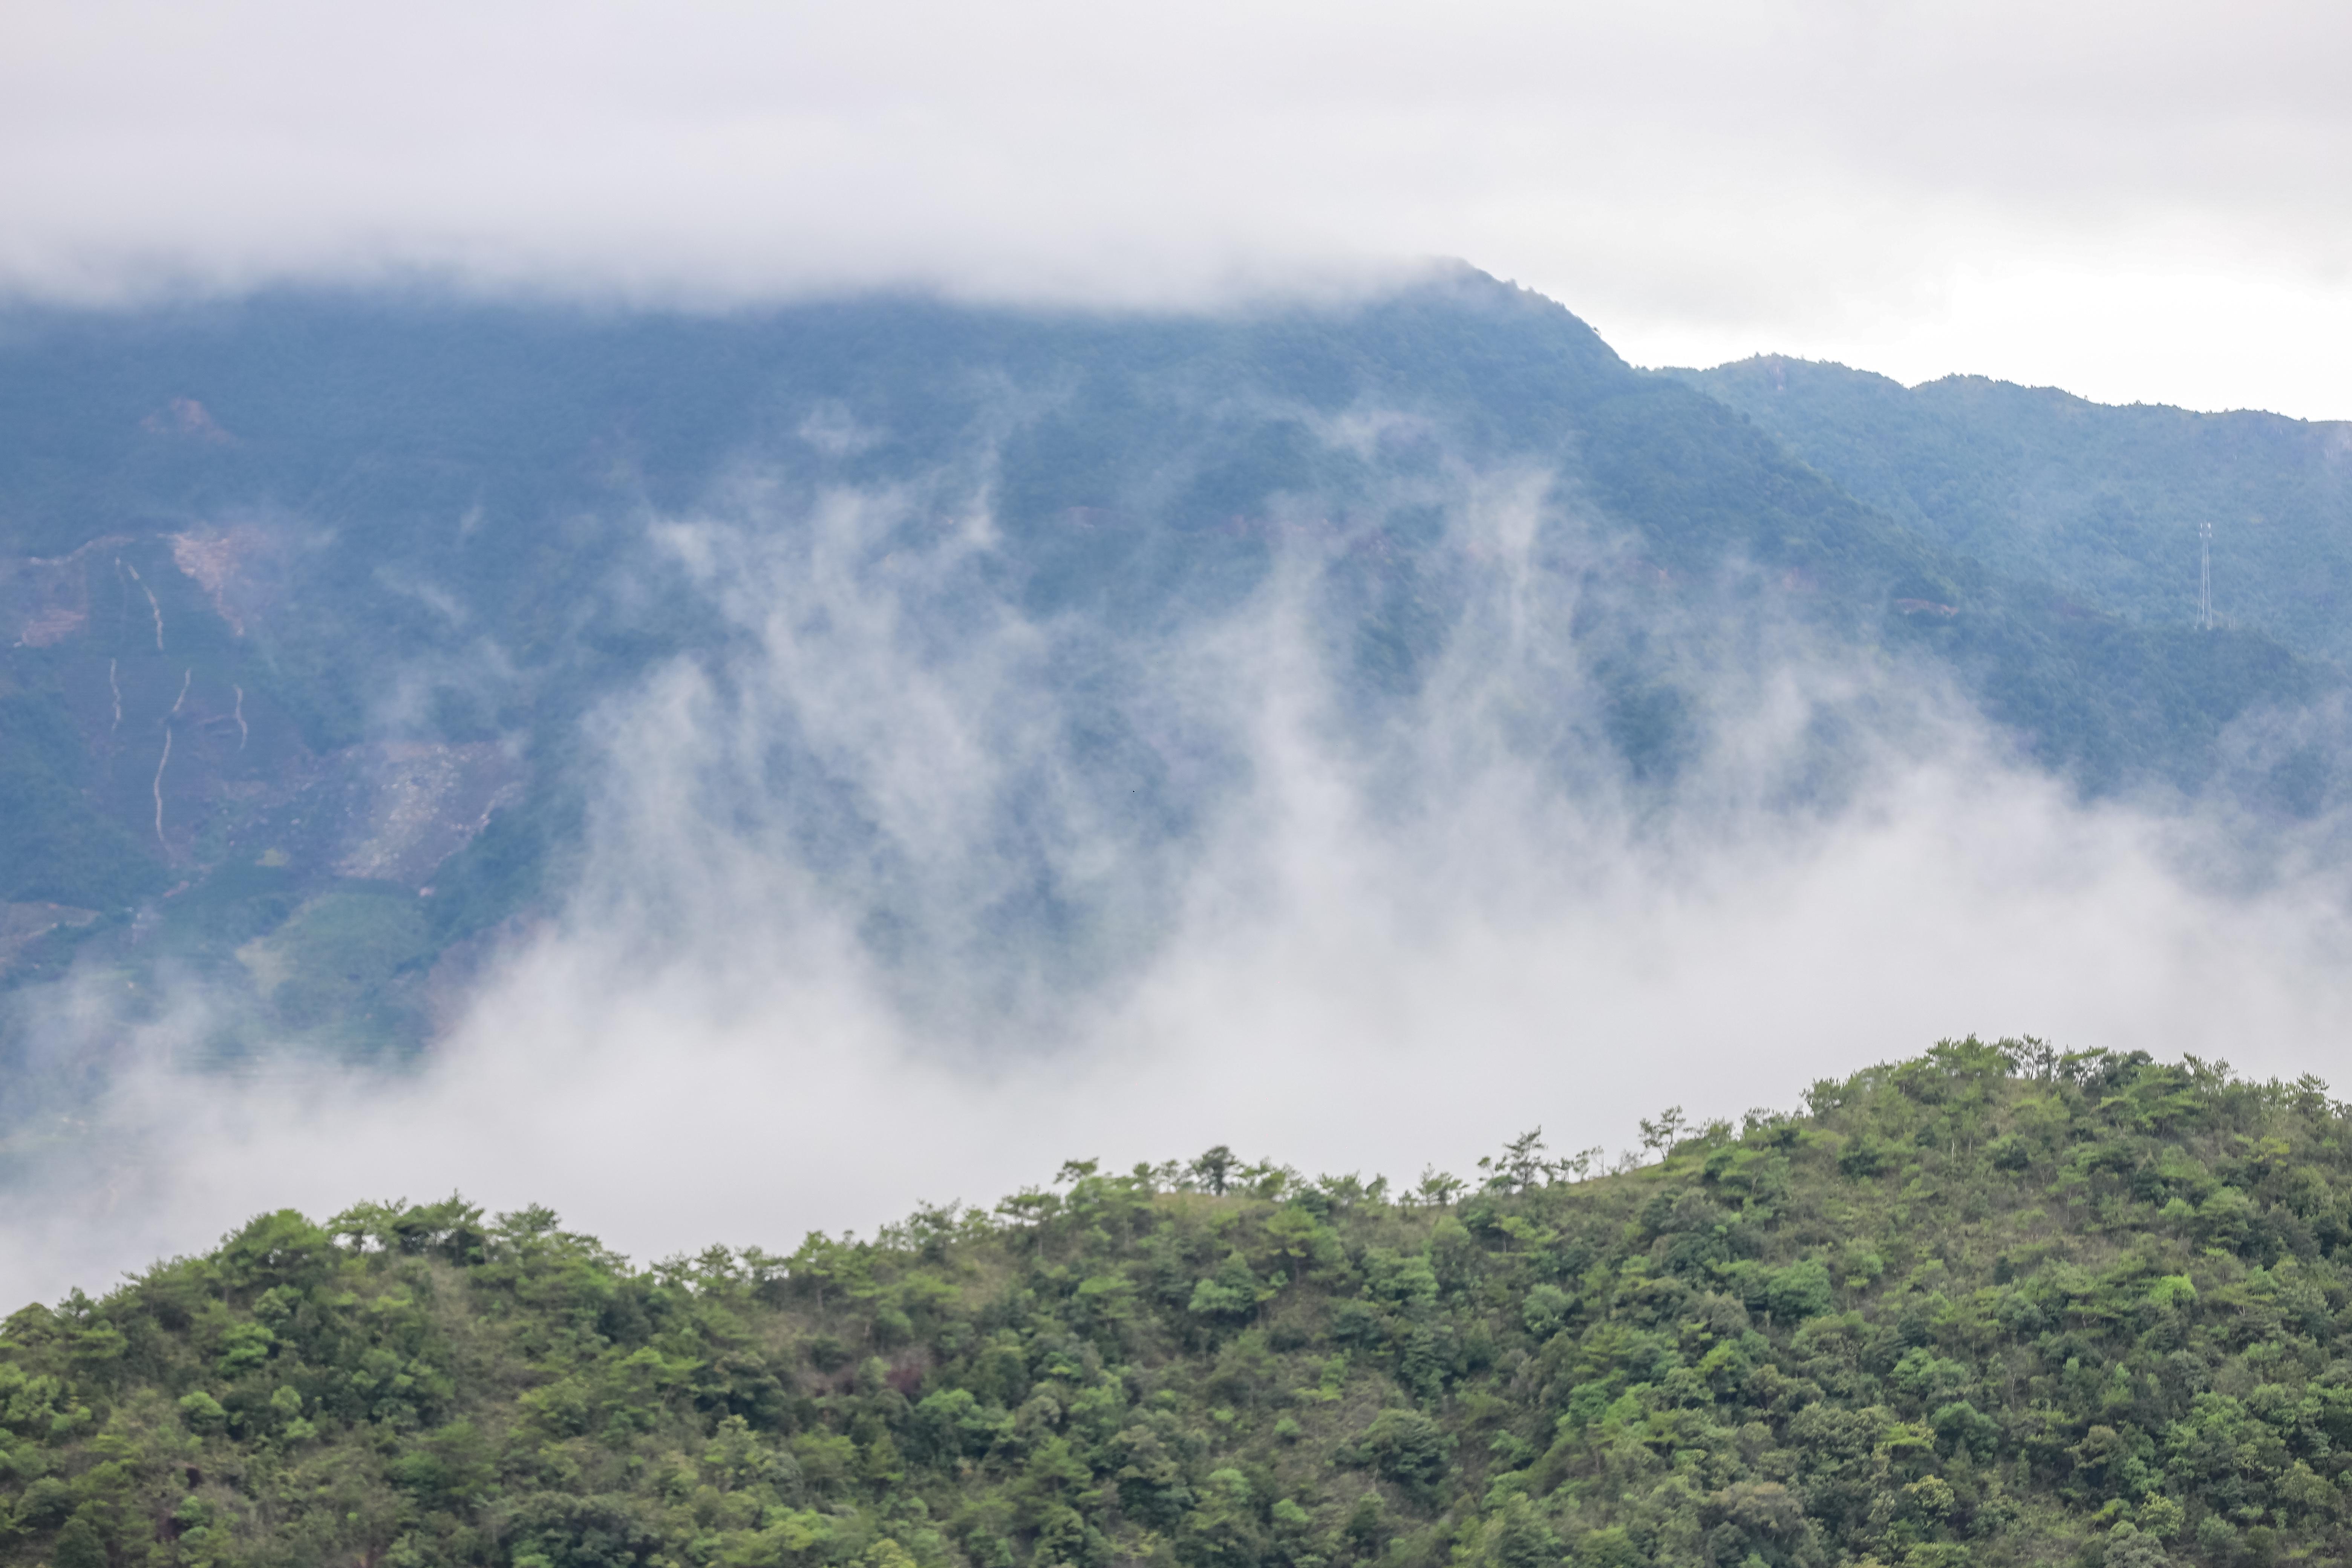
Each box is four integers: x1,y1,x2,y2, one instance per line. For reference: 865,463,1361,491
9,438,2352,1308
4,0,2349,413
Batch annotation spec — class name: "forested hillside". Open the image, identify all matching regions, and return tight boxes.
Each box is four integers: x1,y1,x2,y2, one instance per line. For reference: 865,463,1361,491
1670,357,2352,668
7,1042,2351,1566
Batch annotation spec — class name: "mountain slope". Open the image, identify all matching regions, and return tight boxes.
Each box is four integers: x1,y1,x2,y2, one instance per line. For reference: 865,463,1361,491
1667,357,2352,667
4,1043,2348,1566
5,277,2341,1067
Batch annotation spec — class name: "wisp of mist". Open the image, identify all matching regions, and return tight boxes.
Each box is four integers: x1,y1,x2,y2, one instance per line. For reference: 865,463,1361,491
8,427,2352,1309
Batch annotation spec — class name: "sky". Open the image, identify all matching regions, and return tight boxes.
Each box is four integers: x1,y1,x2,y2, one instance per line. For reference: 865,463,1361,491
5,0,2350,417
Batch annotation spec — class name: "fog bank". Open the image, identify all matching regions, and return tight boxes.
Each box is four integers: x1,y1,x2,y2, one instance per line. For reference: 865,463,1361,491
7,456,2352,1309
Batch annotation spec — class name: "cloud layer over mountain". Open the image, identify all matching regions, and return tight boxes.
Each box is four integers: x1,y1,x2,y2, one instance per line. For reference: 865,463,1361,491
6,0,2350,415
11,447,2352,1307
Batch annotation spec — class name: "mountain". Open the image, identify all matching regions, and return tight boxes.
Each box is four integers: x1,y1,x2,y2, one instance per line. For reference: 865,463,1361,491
4,1042,2346,1566
3,274,2341,1078
1666,357,2352,665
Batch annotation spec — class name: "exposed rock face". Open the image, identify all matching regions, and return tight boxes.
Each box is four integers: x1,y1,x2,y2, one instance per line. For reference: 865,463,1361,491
2,515,531,1055
330,742,528,888
0,902,98,978
167,527,271,637
2,541,122,648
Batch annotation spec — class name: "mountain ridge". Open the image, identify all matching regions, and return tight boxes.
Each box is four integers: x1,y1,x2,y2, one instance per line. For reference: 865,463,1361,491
1665,355,2352,671
2,276,2346,1098
3,1041,2346,1566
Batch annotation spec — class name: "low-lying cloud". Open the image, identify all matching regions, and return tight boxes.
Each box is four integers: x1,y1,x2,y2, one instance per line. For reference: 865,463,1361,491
9,441,2352,1310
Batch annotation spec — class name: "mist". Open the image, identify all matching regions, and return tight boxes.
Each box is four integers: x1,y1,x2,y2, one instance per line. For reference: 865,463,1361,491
8,429,2352,1311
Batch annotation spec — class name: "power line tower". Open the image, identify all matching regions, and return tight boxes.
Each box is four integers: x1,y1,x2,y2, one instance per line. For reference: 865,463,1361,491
2199,520,2214,631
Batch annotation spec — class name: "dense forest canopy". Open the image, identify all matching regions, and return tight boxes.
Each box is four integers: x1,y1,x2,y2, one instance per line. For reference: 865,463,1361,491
6,1042,2352,1566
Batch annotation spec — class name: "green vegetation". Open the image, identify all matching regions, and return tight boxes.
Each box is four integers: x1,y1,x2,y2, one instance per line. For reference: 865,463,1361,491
231,887,436,1052
0,692,166,911
1670,357,2352,668
11,1043,2352,1565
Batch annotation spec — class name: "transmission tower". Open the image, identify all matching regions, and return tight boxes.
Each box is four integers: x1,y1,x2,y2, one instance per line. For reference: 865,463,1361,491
2199,520,2213,631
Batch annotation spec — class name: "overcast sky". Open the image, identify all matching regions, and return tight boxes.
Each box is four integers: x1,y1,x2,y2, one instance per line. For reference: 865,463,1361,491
6,0,2349,414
